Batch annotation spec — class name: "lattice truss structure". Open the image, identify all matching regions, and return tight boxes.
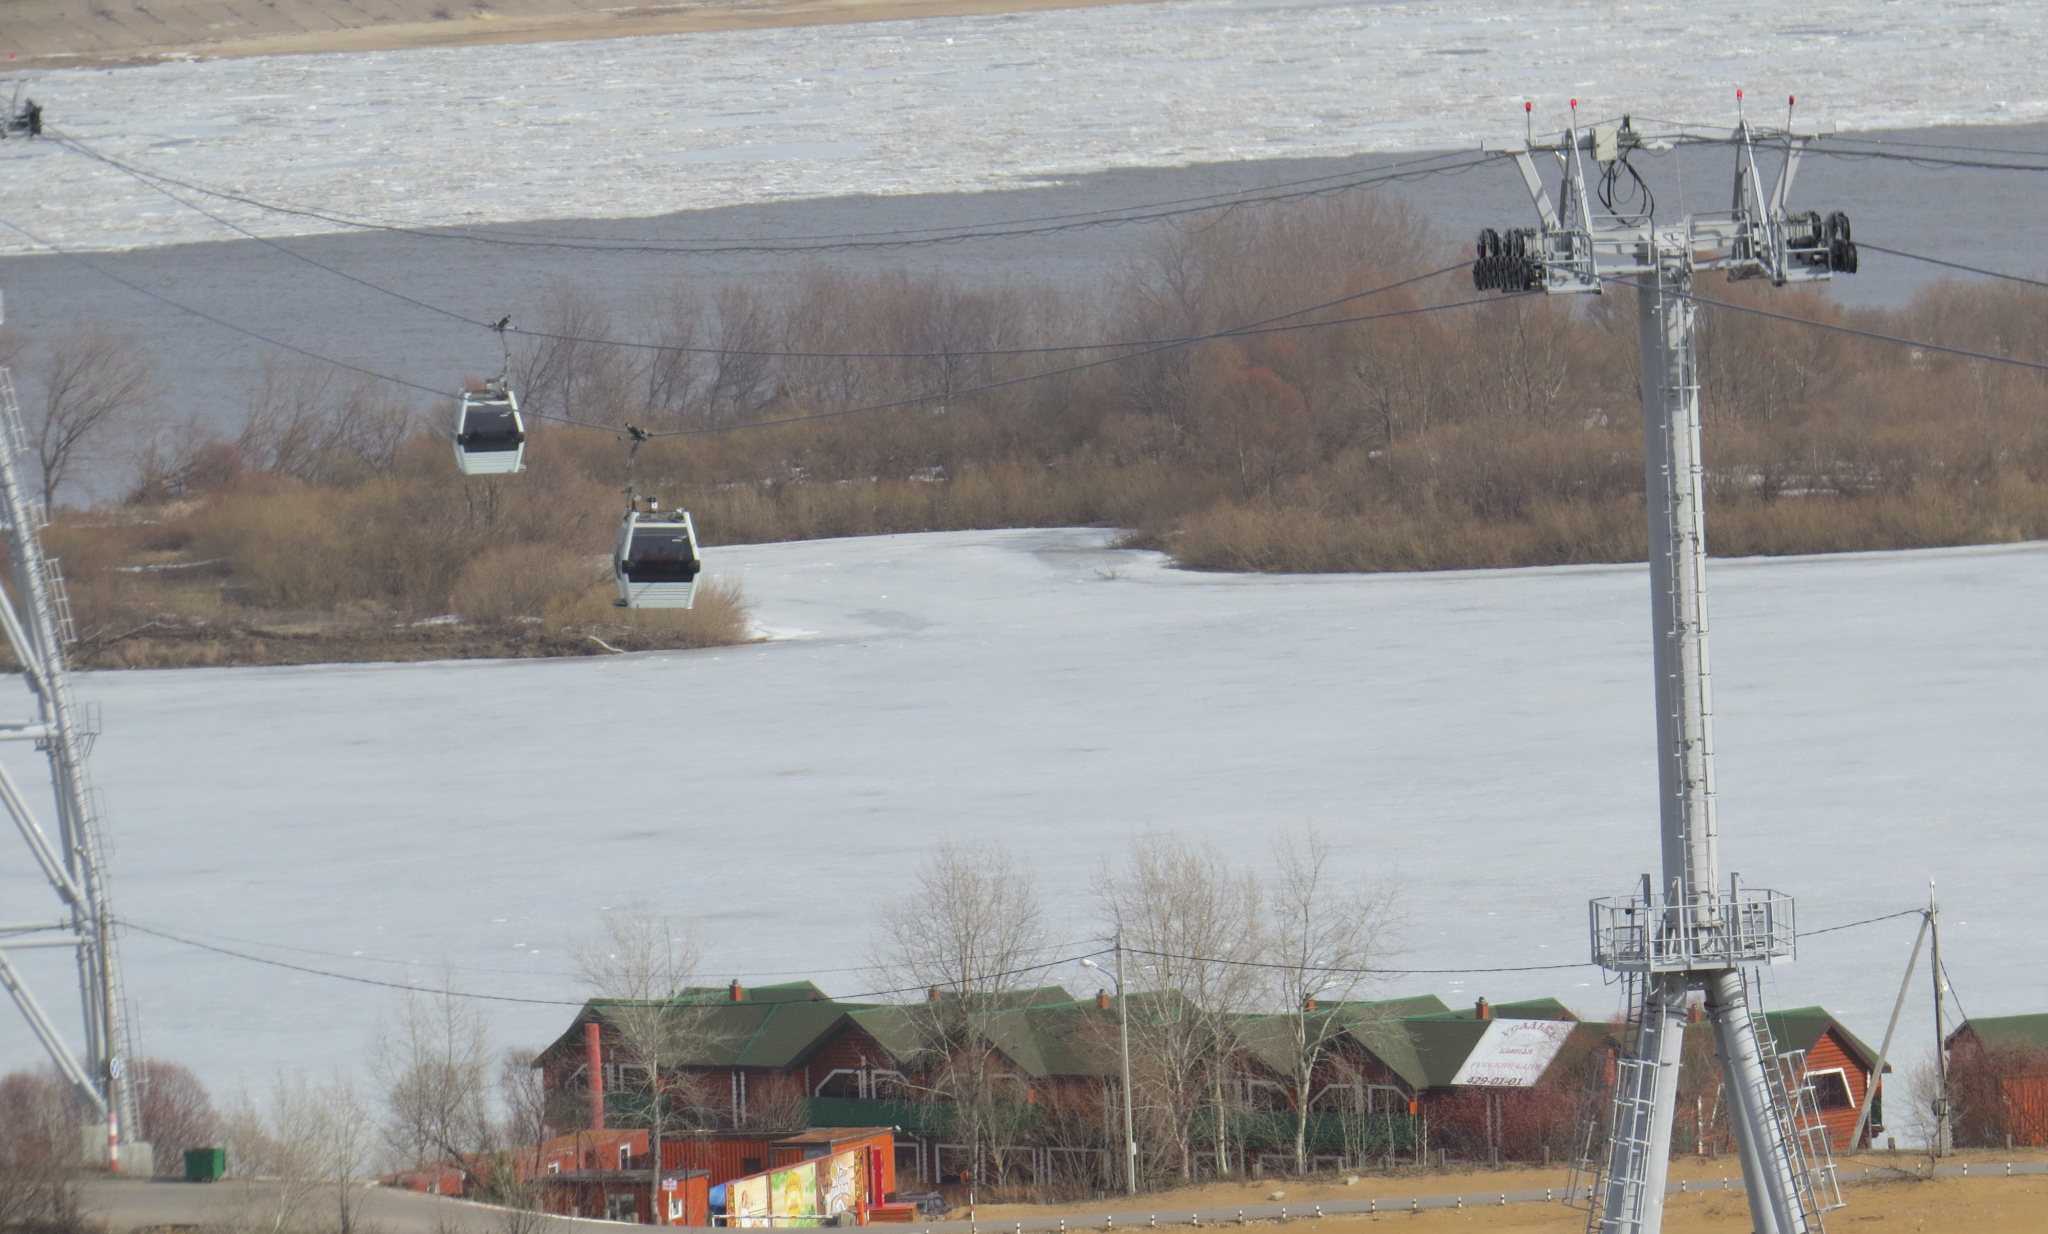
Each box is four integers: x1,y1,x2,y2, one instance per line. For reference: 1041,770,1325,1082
0,300,135,1165
1470,113,1857,1234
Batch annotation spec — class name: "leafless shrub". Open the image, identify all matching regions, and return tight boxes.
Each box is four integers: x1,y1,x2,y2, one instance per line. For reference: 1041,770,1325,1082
0,1068,88,1234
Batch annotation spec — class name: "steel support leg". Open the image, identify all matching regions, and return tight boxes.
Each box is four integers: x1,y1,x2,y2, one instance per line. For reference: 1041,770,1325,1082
1600,974,1690,1234
1708,971,1806,1234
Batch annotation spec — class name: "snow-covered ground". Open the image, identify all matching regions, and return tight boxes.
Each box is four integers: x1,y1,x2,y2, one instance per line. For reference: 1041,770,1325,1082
1,529,2040,1099
4,0,2046,253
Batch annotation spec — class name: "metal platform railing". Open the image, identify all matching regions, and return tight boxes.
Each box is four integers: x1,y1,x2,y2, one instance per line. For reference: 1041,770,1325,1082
1589,885,1796,973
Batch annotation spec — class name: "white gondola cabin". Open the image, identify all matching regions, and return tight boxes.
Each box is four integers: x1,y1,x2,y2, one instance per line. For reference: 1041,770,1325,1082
614,509,702,609
453,387,526,475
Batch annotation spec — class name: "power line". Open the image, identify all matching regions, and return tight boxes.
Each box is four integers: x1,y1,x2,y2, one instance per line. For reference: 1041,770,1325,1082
1797,907,1924,939
118,913,1102,984
124,916,1108,1006
120,919,588,1005
1120,905,1925,978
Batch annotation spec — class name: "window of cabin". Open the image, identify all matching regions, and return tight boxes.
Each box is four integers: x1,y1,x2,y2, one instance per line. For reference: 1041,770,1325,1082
619,1145,632,1170
741,1158,763,1175
814,1069,862,1099
872,1070,910,1100
1366,1085,1408,1114
1806,1068,1854,1111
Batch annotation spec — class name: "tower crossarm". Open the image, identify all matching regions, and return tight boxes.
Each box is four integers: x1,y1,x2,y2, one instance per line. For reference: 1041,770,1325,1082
1473,118,1858,296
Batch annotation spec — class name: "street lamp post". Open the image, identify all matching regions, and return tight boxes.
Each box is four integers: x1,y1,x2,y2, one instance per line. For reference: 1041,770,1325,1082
1082,938,1139,1196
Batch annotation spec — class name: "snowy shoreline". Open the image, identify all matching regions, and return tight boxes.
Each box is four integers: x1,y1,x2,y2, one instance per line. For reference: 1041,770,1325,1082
1,528,2038,1090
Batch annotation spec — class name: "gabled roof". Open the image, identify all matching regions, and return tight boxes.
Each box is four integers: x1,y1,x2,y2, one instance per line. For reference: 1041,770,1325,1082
538,994,880,1070
1951,1012,2048,1052
1678,1006,1881,1073
844,989,1125,1077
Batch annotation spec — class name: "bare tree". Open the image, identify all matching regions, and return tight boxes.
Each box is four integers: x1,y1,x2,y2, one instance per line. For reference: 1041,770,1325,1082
374,985,499,1187
870,840,1048,1190
25,325,161,509
1096,834,1264,1182
238,357,415,484
573,902,720,1215
1260,827,1399,1173
215,1074,373,1234
0,1067,85,1232
134,1057,219,1176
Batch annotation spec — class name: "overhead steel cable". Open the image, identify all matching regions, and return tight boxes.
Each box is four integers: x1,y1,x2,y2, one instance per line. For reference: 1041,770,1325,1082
507,264,1461,360
1804,147,2048,174
46,129,1502,256
338,150,1495,247
1857,242,2048,291
54,145,1472,363
1599,275,2048,373
0,213,450,400
637,291,1522,440
0,204,1485,441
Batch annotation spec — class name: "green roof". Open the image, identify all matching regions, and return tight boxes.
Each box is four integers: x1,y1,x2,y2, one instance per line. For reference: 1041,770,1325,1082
1409,998,1578,1022
1953,1012,2048,1052
1681,1006,1881,1073
539,992,881,1071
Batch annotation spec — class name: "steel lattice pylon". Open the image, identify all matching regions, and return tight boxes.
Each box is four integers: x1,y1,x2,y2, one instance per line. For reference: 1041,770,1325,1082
1475,111,1857,1234
0,304,135,1166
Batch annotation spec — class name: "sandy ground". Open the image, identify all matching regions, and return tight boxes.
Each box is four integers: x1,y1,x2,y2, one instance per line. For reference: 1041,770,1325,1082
0,0,1165,65
969,1152,2048,1231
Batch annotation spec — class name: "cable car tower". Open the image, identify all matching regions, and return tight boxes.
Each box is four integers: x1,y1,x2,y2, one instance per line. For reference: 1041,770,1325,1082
1473,103,1856,1234
0,296,136,1167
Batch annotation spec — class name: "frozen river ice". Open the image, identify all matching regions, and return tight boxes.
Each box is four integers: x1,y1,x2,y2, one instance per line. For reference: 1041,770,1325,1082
0,529,2039,1098
2,0,2046,252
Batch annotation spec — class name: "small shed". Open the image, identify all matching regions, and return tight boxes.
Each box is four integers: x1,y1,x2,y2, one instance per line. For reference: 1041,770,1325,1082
536,1167,709,1226
1946,1012,2048,1147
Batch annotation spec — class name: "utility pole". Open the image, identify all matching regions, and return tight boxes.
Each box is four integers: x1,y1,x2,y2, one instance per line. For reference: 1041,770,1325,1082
1475,103,1858,1234
0,290,137,1167
1084,937,1141,1195
1928,881,1951,1158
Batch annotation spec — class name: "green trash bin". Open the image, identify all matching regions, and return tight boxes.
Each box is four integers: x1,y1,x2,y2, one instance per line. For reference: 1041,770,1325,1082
184,1147,225,1182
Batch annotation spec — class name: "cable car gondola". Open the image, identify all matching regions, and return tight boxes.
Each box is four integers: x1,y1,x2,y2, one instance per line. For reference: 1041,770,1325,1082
614,506,702,609
453,384,526,475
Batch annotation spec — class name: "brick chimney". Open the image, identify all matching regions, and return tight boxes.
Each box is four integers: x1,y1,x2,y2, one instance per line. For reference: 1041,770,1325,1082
1096,989,1110,1010
729,979,745,1002
1304,997,1318,1012
928,986,943,1003
1475,997,1491,1020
